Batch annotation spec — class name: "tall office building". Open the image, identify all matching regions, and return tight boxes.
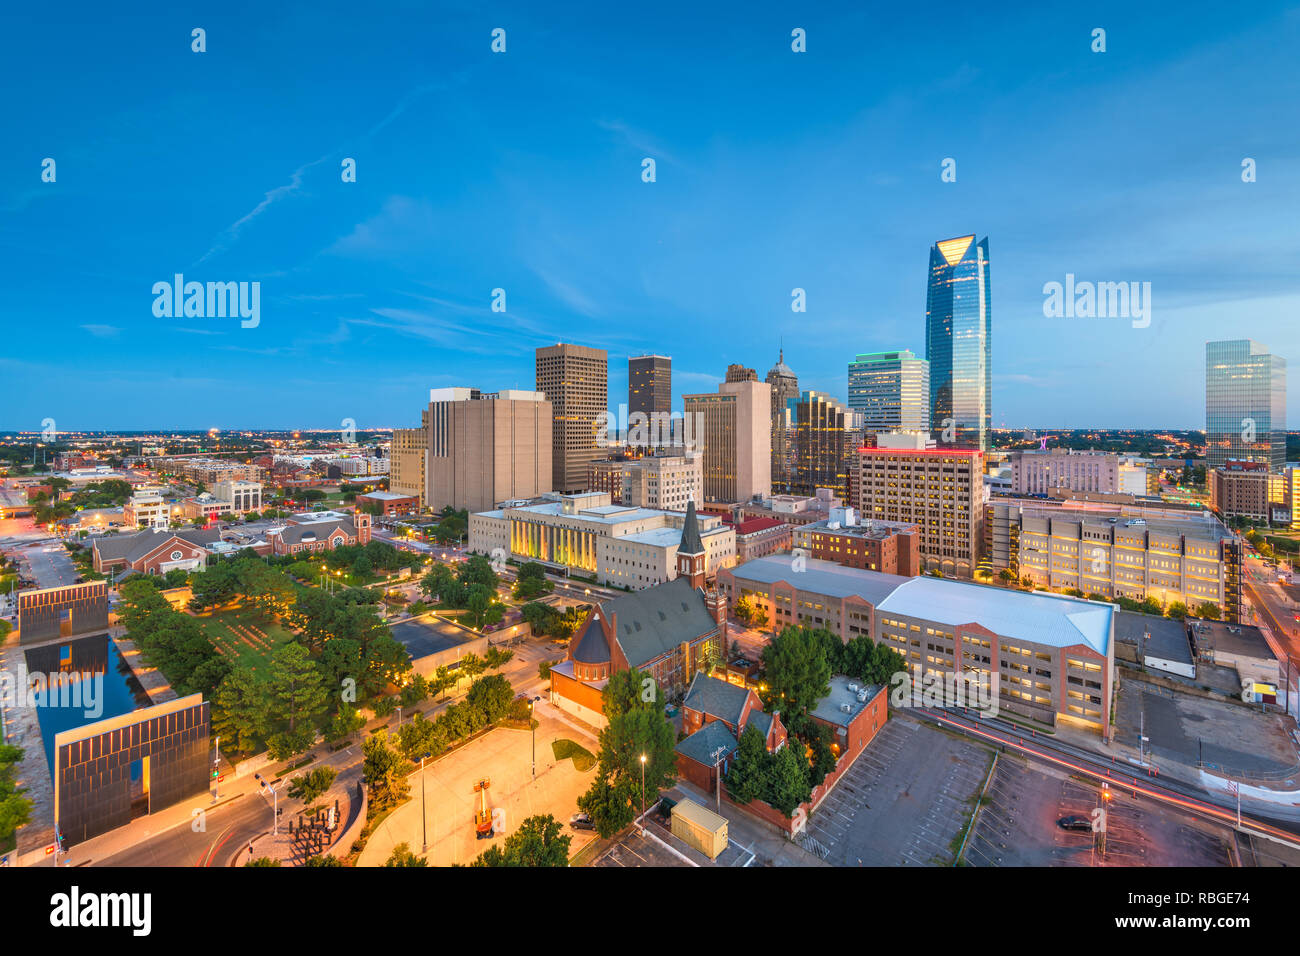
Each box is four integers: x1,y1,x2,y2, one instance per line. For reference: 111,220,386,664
854,446,985,577
536,343,609,494
847,350,930,434
389,427,428,508
424,388,552,513
725,363,759,383
683,380,771,503
765,349,800,492
925,235,992,452
1205,340,1287,472
788,390,860,501
628,354,671,419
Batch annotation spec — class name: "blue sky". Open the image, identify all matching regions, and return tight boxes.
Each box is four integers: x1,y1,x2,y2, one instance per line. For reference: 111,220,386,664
3,0,1298,430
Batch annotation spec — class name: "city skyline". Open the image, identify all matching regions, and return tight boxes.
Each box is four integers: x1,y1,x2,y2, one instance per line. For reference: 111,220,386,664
4,2,1300,430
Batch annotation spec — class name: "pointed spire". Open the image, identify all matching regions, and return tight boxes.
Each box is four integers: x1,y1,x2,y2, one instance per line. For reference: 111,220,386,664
679,498,704,555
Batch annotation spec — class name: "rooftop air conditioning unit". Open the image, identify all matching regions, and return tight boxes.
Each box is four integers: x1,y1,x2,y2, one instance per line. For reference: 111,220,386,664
828,522,840,530
857,689,870,702
848,682,859,692
840,703,853,714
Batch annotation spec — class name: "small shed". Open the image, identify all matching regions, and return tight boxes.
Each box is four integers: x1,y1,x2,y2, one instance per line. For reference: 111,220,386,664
670,798,728,860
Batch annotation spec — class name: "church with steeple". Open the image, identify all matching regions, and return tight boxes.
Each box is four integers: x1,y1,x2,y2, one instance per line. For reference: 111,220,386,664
548,499,730,726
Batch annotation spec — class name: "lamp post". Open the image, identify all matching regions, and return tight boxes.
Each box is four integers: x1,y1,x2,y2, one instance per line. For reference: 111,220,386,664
420,752,430,853
639,753,647,835
528,695,542,775
254,773,285,836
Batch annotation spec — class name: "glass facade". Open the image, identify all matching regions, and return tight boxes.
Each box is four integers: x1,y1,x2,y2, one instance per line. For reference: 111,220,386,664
847,350,930,433
1205,339,1286,472
787,390,858,500
925,235,991,452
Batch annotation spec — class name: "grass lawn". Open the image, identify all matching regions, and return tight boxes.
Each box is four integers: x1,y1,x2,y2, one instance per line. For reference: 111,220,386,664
552,738,596,772
194,604,296,676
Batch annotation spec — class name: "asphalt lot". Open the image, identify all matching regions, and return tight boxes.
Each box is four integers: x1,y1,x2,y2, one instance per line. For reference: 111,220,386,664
962,756,1235,867
1115,677,1298,777
800,716,992,866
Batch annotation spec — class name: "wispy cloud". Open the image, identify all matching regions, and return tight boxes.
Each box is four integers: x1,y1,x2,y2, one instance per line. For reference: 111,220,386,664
79,324,120,338
195,156,331,265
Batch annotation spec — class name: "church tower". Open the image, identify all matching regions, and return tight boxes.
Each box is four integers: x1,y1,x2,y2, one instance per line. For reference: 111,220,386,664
676,499,706,590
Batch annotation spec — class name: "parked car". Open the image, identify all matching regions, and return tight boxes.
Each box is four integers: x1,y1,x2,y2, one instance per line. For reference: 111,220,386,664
1057,815,1092,833
569,812,595,831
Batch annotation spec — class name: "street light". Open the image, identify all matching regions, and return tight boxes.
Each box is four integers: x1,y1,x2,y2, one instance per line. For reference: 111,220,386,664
639,753,647,835
254,773,285,836
528,695,542,775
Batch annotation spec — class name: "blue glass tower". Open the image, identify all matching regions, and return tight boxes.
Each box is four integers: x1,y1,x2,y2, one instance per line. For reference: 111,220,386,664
925,235,991,452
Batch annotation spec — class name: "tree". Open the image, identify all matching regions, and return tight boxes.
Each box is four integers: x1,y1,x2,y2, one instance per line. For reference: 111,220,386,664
471,814,570,866
303,854,343,866
211,666,272,755
0,744,34,850
484,646,514,670
328,704,366,743
362,732,409,812
384,843,427,867
267,642,329,735
724,725,768,805
998,569,1016,586
765,740,812,816
288,766,338,804
1166,601,1189,621
759,626,832,719
576,773,638,839
458,554,499,591
1195,601,1222,621
466,674,513,724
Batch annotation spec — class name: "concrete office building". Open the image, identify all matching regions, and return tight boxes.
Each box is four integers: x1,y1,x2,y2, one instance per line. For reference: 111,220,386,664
853,446,985,577
847,350,930,433
725,364,758,383
1206,339,1287,472
629,354,672,420
1011,449,1136,496
719,555,1115,735
765,350,800,493
926,235,992,452
389,426,427,509
423,387,553,514
469,493,735,590
683,379,771,504
618,453,703,512
536,343,609,494
987,500,1239,618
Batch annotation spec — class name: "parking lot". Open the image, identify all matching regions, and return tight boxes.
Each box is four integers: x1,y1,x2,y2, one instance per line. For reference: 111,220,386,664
800,717,993,866
962,756,1235,867
1116,677,1298,780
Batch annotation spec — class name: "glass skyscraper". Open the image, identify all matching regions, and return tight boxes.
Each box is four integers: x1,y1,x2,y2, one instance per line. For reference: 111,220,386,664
847,350,930,434
1205,339,1286,472
925,235,991,451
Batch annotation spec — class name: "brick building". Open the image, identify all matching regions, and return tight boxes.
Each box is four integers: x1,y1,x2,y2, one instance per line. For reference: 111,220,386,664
675,673,787,794
549,512,728,725
791,509,920,576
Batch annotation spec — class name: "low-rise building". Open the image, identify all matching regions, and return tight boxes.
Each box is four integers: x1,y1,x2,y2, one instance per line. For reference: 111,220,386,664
266,511,372,556
720,554,1117,735
550,568,728,725
987,500,1238,616
92,528,219,577
727,516,791,562
356,490,420,517
791,507,920,576
675,673,787,794
469,494,735,590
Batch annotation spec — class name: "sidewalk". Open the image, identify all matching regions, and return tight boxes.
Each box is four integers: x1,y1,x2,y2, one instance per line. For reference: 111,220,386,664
48,738,366,867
